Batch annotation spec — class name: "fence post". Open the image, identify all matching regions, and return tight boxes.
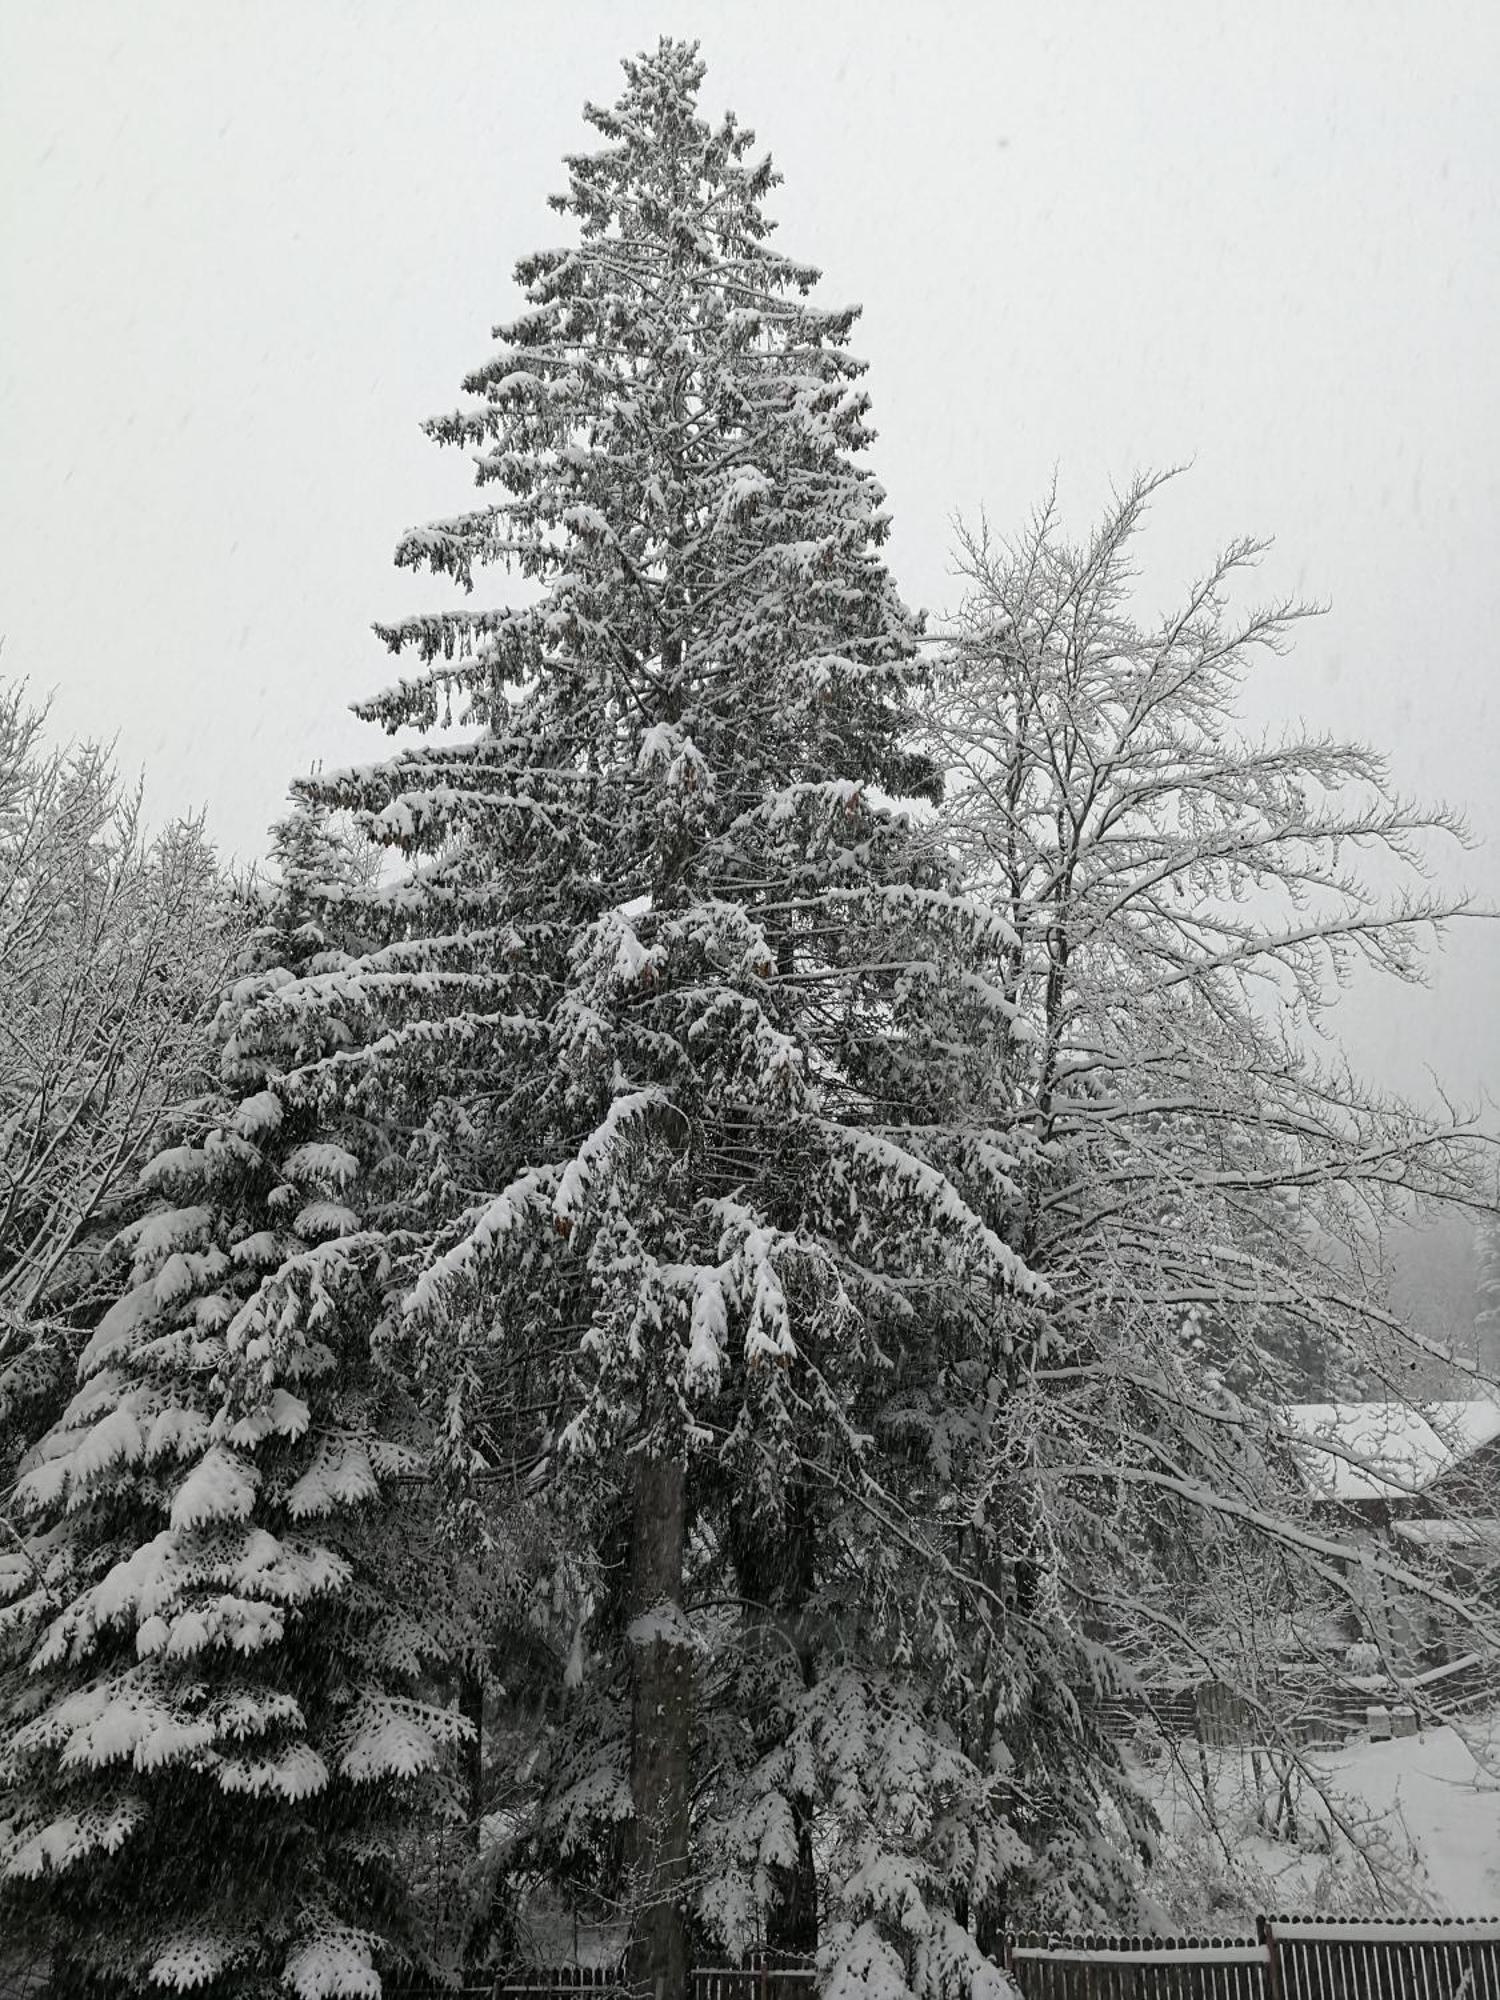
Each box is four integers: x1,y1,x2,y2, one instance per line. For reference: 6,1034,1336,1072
1256,1915,1281,2000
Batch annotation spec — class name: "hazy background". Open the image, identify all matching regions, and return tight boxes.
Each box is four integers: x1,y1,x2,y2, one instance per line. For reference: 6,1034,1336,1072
2,0,1496,1115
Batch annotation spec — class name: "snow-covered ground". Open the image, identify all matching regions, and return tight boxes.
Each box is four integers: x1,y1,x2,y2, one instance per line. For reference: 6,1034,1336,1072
1135,1711,1500,1924
1322,1721,1500,1911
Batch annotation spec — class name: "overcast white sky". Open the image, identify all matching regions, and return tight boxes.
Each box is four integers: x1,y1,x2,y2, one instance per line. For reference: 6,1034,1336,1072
1,1,1496,1110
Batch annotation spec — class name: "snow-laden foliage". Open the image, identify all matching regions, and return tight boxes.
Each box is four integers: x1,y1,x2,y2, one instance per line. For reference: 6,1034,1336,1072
187,39,1085,1992
0,805,477,1994
19,45,1493,1990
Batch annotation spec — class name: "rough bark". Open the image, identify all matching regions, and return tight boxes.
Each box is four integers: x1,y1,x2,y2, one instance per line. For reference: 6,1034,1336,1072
627,1450,692,2000
729,1472,819,1953
459,1664,489,1975
459,1664,484,1838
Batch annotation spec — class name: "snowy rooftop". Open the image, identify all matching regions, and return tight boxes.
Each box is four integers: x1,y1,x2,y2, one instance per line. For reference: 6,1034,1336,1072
1281,1400,1500,1503
1391,1516,1500,1550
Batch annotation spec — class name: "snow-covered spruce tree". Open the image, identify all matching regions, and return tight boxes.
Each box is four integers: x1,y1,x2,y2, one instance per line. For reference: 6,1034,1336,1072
922,472,1500,1752
214,38,1127,1996
0,800,475,1996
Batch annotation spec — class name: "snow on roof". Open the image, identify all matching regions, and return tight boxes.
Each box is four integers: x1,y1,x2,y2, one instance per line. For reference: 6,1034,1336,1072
1433,1398,1500,1458
1391,1516,1500,1551
1281,1400,1500,1503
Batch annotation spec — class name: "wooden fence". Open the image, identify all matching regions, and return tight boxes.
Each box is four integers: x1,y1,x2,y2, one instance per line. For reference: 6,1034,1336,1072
1084,1652,1500,1751
1262,1915,1500,1999
433,1922,1500,2000
434,1963,817,2000
691,1965,816,2000
1002,1933,1267,1999
490,1975,619,2000
1001,1917,1500,1999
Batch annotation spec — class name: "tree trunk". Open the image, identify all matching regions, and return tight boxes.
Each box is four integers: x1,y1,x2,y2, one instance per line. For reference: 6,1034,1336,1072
774,1791,819,1954
459,1664,488,1974
769,1482,818,1955
729,1472,819,1954
627,1450,692,2000
459,1664,484,1838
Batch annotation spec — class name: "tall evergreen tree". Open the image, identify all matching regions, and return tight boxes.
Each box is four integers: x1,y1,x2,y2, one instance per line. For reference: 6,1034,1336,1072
268,37,1075,1994
4,45,1157,1997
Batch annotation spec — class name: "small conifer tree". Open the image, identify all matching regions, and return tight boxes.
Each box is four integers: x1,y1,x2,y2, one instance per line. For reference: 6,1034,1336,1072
0,804,474,1995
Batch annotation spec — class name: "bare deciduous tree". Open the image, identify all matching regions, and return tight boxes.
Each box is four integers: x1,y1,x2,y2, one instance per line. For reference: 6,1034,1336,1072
923,473,1500,1814
0,678,235,1460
